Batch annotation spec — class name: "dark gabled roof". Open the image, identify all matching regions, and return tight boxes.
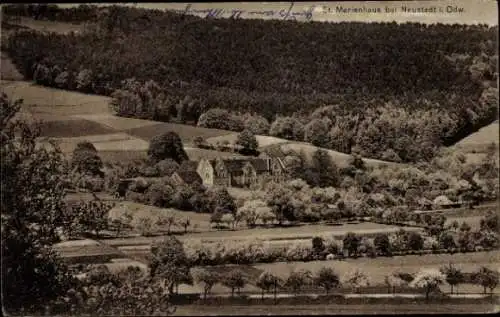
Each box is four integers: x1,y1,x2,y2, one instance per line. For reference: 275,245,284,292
208,158,271,174
249,159,269,173
180,160,199,171
173,171,202,184
222,159,249,173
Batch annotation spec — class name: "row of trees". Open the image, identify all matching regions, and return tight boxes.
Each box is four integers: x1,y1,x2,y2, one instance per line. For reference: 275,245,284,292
3,4,498,162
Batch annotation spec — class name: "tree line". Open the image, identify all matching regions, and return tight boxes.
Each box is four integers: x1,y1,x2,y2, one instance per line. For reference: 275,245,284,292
2,5,498,162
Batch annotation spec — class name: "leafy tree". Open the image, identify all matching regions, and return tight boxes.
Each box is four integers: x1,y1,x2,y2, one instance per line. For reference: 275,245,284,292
110,210,133,238
75,69,93,92
179,217,191,233
156,212,177,235
409,269,445,300
71,141,103,176
314,267,340,294
147,131,188,164
74,199,114,238
269,116,304,141
197,108,243,131
305,148,340,188
407,232,424,251
285,270,312,295
1,93,76,313
256,271,282,302
473,266,500,294
480,212,499,233
150,236,191,294
265,183,296,225
145,181,175,207
155,159,180,176
222,269,246,297
208,187,236,214
244,114,270,135
304,118,331,147
374,233,391,256
440,263,464,294
193,268,220,300
312,236,325,255
134,216,155,236
342,269,370,293
221,213,235,229
384,273,406,294
210,209,224,228
438,232,457,251
343,232,360,257
235,129,259,153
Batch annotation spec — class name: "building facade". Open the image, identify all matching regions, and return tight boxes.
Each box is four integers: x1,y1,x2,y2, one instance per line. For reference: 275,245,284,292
196,156,287,188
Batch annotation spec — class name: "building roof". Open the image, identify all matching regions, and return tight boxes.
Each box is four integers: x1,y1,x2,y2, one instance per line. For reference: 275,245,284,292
173,171,202,184
180,160,199,171
208,158,272,174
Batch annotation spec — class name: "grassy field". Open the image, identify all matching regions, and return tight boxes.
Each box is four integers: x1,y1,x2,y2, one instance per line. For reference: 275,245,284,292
206,133,290,148
103,221,420,248
0,52,24,81
279,142,402,168
98,150,149,163
36,119,116,138
127,122,233,145
2,16,85,34
2,81,111,110
73,113,161,130
253,251,500,294
185,148,245,161
454,121,499,154
174,303,497,315
445,216,484,230
39,133,150,153
108,201,212,234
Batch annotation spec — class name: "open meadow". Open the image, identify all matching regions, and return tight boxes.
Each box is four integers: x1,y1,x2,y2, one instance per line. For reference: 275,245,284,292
279,142,403,168
454,121,499,154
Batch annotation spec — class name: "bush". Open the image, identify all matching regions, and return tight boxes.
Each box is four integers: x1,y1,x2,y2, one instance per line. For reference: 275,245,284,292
312,236,325,254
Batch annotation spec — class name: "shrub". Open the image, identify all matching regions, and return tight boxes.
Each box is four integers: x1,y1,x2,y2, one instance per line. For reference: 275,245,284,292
312,236,325,254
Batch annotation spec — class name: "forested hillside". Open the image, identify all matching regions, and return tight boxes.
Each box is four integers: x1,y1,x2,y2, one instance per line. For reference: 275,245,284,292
2,5,498,163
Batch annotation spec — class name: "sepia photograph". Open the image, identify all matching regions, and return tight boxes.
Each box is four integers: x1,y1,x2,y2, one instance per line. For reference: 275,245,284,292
1,1,499,315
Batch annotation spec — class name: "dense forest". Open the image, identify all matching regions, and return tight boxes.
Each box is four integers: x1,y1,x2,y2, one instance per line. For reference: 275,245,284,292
2,5,498,162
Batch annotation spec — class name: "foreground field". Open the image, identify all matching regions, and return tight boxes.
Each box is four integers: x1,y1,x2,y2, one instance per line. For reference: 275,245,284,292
175,303,497,315
254,251,500,294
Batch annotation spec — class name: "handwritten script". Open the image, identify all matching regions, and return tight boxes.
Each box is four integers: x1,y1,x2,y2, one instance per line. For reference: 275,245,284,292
169,3,316,21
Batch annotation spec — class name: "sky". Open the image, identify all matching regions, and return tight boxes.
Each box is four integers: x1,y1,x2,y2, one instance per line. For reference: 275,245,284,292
56,1,498,25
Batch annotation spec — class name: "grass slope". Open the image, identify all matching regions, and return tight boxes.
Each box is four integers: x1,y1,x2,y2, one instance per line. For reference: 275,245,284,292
278,142,402,168
127,122,233,144
0,52,24,81
454,121,499,153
